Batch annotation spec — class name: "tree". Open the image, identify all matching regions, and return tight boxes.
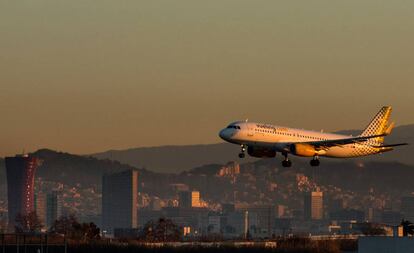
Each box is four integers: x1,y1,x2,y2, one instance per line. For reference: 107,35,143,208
143,218,180,242
401,219,414,236
50,215,100,241
143,220,156,241
14,212,43,233
80,222,100,241
50,215,78,236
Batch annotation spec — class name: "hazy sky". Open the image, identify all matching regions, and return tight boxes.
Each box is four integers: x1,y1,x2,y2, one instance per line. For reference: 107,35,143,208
0,1,413,156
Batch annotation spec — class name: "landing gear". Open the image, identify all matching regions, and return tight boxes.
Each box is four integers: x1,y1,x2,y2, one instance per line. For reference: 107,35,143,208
282,153,292,167
238,145,246,158
282,160,292,167
310,156,320,167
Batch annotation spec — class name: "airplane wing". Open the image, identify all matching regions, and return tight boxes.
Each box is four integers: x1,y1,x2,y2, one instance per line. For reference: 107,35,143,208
294,134,387,149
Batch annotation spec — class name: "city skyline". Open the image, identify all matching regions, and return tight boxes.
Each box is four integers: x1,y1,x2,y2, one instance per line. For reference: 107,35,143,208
2,146,414,240
1,1,414,156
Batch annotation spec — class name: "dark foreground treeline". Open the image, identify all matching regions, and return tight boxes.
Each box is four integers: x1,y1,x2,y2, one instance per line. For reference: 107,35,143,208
68,238,357,253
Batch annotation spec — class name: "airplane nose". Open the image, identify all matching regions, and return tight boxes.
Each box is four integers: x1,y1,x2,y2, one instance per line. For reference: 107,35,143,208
219,129,229,140
219,128,237,141
219,129,226,140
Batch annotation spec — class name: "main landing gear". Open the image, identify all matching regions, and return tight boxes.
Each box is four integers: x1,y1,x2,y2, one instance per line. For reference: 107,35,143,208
238,145,246,158
282,153,292,167
310,156,320,167
281,154,320,167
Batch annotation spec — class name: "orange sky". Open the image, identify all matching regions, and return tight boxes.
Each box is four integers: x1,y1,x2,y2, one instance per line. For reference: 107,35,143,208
0,1,413,156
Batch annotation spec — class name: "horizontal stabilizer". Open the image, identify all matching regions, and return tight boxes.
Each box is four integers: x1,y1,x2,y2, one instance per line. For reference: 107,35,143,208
371,143,409,148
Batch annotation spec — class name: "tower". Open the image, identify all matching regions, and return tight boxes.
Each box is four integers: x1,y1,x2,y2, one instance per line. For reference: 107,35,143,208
5,155,39,231
102,170,138,234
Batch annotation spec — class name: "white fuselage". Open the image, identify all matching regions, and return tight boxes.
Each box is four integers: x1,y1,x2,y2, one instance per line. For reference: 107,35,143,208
219,122,381,158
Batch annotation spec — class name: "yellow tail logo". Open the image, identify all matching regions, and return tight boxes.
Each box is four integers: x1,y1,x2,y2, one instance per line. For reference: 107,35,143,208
360,106,393,144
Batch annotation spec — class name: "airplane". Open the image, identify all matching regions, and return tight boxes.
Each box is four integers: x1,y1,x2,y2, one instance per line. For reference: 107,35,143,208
218,106,407,167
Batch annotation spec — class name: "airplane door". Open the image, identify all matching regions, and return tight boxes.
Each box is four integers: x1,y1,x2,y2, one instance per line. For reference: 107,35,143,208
247,125,254,137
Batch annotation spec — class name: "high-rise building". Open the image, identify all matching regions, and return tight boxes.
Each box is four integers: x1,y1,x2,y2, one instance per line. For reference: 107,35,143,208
179,191,191,208
102,170,138,234
401,195,414,222
34,193,47,227
237,205,275,237
179,191,201,208
304,191,324,220
46,191,62,229
5,155,39,231
191,191,201,207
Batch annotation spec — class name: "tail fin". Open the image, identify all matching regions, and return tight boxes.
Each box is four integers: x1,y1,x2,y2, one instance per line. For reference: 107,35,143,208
359,106,393,144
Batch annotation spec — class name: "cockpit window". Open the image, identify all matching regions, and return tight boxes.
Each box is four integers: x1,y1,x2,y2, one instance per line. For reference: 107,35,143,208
227,125,241,129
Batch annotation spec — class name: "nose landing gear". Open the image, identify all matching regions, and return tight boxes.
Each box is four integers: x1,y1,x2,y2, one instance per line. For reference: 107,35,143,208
238,145,246,158
282,153,292,167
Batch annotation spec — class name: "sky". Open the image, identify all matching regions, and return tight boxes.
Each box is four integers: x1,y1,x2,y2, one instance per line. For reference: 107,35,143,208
0,1,413,156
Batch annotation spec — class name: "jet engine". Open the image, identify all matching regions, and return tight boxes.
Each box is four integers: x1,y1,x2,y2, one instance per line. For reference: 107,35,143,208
247,146,276,158
290,144,318,157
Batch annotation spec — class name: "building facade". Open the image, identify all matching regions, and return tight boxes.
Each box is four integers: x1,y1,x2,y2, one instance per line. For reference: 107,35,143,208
304,191,324,220
179,191,201,208
46,191,62,229
34,193,47,227
401,195,414,222
102,170,138,233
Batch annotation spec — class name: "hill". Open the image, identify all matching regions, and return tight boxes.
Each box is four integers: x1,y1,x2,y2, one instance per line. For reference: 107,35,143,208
92,143,258,173
92,124,414,173
0,149,150,189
